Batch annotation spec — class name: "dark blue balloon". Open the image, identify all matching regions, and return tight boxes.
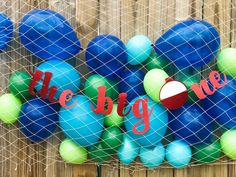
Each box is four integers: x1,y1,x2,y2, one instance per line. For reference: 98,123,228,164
118,68,145,102
85,34,127,80
0,13,13,51
19,9,81,60
169,104,213,145
19,98,59,142
201,76,236,129
154,19,220,68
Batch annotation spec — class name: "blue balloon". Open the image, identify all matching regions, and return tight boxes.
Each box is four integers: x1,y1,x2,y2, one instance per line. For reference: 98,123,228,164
127,35,152,65
140,143,165,168
59,95,104,147
166,140,192,168
19,9,81,60
169,104,213,145
0,13,13,51
19,98,59,142
118,68,145,102
36,59,80,99
124,96,168,148
201,76,236,129
154,19,220,68
117,134,139,165
85,34,127,80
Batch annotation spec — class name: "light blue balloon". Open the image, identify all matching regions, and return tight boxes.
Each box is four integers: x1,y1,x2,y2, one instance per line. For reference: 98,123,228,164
59,95,104,147
127,35,152,65
140,143,165,168
124,96,168,148
166,140,192,168
117,134,139,165
36,59,80,99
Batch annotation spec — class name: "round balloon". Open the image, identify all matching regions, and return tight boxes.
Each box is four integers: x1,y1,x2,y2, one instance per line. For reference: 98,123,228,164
101,127,123,152
88,143,112,164
0,13,13,51
217,48,236,78
166,140,192,168
19,98,59,142
59,95,104,147
154,19,220,68
19,9,81,60
126,35,152,65
84,74,118,104
140,143,165,168
143,69,169,102
85,34,127,80
201,76,236,129
221,130,236,160
143,52,169,71
60,139,87,164
193,141,221,164
169,104,213,145
124,96,168,148
0,94,22,124
9,71,32,100
104,103,123,127
36,59,80,99
117,134,139,165
118,68,145,102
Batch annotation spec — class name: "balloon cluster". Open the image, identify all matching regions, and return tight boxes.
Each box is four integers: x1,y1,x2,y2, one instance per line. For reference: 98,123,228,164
1,9,236,168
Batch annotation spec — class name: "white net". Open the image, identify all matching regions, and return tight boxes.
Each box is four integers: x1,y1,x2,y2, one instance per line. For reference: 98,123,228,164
0,0,236,173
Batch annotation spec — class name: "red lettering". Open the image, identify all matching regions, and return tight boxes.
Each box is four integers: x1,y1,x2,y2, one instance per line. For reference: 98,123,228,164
117,93,131,117
59,90,77,109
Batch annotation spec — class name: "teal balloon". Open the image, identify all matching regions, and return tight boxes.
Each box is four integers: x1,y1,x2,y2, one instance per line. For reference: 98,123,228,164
117,134,139,165
140,143,165,168
127,35,152,65
166,140,192,168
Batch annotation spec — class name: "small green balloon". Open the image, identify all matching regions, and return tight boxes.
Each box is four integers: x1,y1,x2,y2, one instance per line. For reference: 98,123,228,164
104,104,123,127
9,71,31,100
193,141,221,164
88,143,111,164
101,127,123,153
84,74,118,104
0,93,22,124
143,69,169,102
221,130,236,160
180,75,200,102
217,48,236,78
144,53,169,71
59,139,87,164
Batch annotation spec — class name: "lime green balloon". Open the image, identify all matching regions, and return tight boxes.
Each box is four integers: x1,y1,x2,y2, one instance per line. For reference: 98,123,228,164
104,103,123,127
84,74,118,104
88,143,111,164
144,53,169,71
143,69,169,102
193,141,221,164
221,130,236,160
217,48,236,78
59,139,87,164
0,93,22,124
180,75,200,102
9,71,31,100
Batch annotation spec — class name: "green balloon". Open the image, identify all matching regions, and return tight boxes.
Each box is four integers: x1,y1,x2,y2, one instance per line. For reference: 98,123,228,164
193,141,221,164
84,74,118,104
59,139,87,164
143,69,169,102
0,93,22,124
101,127,123,153
144,53,169,71
9,71,31,100
88,143,111,163
221,130,236,160
180,75,200,102
104,103,123,127
217,48,236,78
